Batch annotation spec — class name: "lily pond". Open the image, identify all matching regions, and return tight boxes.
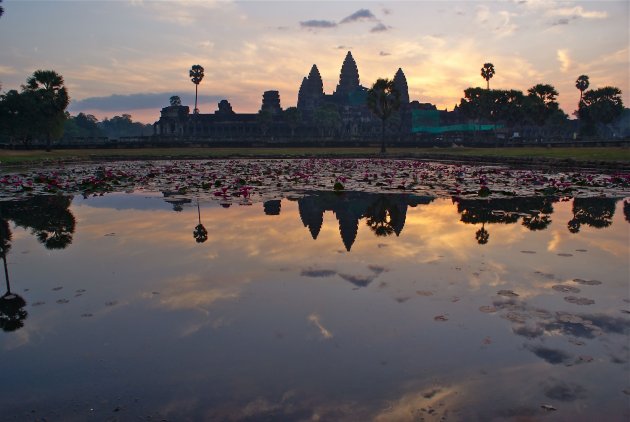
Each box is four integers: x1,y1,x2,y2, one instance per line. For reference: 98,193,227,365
0,158,629,421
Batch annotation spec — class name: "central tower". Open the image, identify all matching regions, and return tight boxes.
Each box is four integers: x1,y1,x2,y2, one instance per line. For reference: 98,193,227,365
334,51,360,98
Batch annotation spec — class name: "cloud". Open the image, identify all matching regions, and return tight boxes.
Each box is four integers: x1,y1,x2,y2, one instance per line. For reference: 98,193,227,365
300,19,337,29
70,92,224,112
308,313,333,339
301,268,337,278
370,23,390,33
379,51,391,57
340,9,377,24
551,18,570,26
476,6,517,37
546,6,608,19
557,49,571,73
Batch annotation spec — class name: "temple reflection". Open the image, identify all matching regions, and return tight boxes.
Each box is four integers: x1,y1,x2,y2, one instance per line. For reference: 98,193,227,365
291,192,434,251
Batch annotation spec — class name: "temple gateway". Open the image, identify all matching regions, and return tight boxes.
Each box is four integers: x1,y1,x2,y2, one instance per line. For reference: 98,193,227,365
154,51,443,142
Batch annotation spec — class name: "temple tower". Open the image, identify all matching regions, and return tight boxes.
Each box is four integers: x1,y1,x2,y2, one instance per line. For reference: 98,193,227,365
393,68,410,105
335,51,360,97
297,64,325,115
260,90,282,115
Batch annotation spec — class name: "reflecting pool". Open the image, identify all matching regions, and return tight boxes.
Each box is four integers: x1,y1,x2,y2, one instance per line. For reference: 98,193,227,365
0,189,629,421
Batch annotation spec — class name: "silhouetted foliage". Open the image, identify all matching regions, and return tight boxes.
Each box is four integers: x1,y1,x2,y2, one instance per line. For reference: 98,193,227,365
525,84,560,126
99,114,152,139
189,64,205,114
475,224,489,245
1,70,69,148
578,87,624,131
313,103,341,138
63,112,104,138
0,289,28,332
193,202,208,243
0,196,76,250
284,107,302,137
481,63,495,90
575,75,589,104
23,70,70,151
567,197,618,233
170,95,182,106
257,109,274,136
367,78,401,153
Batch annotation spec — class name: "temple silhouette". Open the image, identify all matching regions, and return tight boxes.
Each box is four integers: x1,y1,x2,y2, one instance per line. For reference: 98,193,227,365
154,51,443,141
265,192,435,251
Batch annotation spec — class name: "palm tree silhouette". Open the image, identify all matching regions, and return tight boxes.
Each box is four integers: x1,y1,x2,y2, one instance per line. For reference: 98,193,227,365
481,63,495,90
189,65,205,114
575,75,589,104
24,70,69,151
367,78,401,154
475,223,490,245
0,222,27,332
193,201,208,243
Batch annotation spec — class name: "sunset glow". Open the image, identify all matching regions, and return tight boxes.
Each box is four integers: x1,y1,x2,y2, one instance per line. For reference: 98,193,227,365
0,0,627,123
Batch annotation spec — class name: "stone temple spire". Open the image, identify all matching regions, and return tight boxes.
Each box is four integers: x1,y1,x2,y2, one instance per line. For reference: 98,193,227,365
335,51,360,96
298,65,324,113
393,68,410,104
307,64,324,97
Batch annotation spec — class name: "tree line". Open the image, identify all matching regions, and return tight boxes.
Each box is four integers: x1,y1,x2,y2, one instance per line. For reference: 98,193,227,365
0,70,152,147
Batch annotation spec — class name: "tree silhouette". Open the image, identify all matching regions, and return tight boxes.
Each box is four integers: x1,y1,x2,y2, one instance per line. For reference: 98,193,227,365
193,201,208,243
2,196,76,250
578,87,624,125
567,197,618,233
365,195,396,237
0,0,4,18
284,107,302,137
24,70,70,151
169,95,182,107
575,75,589,104
475,223,489,245
367,78,401,154
0,224,28,332
189,65,205,114
525,84,560,126
481,63,495,90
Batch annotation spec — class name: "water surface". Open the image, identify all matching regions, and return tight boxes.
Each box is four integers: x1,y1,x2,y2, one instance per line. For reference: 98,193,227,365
0,191,628,421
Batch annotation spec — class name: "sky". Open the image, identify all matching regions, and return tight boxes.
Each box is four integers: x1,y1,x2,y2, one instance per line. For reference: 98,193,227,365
0,0,628,124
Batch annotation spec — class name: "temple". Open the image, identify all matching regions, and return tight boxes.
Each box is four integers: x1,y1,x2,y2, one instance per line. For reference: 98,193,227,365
154,51,433,142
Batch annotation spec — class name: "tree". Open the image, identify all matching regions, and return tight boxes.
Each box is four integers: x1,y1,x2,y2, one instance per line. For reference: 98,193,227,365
170,95,182,107
481,63,495,90
579,87,624,126
367,78,400,153
0,89,38,147
193,202,208,243
189,65,204,114
257,109,273,137
284,107,302,137
23,70,70,151
525,84,560,126
575,75,589,104
0,0,4,18
313,103,341,138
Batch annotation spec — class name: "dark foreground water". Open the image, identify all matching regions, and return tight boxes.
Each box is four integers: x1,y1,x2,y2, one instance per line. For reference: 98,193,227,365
0,192,628,421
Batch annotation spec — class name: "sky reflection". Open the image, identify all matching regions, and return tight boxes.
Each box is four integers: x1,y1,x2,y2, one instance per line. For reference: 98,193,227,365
0,192,628,420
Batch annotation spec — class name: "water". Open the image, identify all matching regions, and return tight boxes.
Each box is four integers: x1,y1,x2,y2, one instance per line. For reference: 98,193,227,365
0,189,628,421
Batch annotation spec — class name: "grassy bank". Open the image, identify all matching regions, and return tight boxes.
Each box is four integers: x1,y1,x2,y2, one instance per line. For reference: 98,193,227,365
1,146,629,167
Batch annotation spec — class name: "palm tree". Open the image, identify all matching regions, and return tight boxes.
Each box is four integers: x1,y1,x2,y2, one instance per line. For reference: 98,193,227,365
193,201,208,243
0,0,4,18
475,223,489,245
575,75,589,103
367,78,401,154
24,70,69,151
169,95,182,107
480,63,495,90
189,65,205,114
